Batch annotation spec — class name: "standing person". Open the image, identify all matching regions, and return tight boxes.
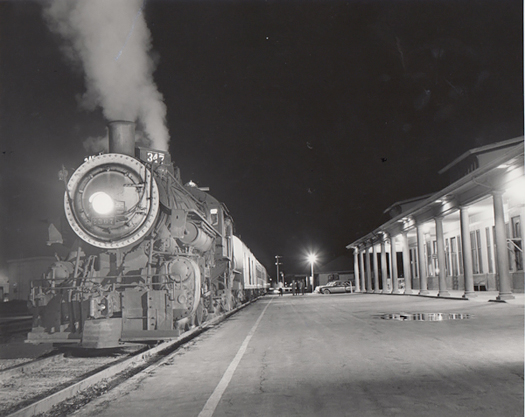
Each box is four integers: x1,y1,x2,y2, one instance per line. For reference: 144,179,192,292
300,280,305,295
292,280,297,296
279,286,283,297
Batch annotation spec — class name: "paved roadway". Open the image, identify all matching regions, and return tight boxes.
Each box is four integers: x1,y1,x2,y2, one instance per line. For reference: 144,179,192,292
75,293,524,417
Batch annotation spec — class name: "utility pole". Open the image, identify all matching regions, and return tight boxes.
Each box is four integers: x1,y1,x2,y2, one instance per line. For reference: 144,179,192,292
275,255,283,287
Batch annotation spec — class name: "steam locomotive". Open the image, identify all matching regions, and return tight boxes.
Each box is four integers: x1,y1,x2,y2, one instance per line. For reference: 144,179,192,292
26,121,268,348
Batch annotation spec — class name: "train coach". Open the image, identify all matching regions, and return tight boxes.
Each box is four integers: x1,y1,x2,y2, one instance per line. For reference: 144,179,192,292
26,121,268,349
231,236,269,303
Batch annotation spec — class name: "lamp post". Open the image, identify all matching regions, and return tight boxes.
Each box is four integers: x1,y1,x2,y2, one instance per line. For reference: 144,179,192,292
308,253,317,292
275,255,282,287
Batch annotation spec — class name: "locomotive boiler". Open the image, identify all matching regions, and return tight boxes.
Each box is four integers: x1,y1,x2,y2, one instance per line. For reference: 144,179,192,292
27,121,268,348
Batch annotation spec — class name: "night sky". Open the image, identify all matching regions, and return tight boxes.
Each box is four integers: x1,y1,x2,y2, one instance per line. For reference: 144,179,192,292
0,0,523,278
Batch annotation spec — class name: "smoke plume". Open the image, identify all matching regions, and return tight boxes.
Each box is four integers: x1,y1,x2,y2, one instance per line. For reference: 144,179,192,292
44,0,169,150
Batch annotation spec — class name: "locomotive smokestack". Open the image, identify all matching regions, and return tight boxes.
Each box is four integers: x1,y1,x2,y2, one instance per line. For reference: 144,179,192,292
108,121,135,156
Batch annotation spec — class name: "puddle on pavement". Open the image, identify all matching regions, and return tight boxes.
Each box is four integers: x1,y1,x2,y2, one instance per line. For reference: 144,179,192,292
379,312,471,321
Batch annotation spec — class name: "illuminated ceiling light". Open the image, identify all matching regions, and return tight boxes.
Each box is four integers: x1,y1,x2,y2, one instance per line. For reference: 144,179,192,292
506,177,525,202
400,216,413,225
89,192,115,215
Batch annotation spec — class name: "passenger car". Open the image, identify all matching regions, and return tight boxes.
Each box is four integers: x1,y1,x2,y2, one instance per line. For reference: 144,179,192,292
315,280,353,294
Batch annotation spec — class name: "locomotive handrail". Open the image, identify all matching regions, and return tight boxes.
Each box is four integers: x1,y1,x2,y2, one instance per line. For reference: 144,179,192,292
186,209,222,238
164,168,207,212
31,272,188,284
30,282,178,292
32,282,186,296
32,267,266,294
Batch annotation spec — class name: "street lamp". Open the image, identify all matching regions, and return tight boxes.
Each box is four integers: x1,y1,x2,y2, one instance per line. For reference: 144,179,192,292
307,253,317,291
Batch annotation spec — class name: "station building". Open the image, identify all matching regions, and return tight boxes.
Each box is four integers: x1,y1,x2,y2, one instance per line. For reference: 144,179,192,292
346,137,524,300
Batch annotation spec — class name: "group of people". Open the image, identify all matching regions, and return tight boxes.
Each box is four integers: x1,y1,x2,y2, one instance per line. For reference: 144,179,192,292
292,280,305,296
277,280,305,296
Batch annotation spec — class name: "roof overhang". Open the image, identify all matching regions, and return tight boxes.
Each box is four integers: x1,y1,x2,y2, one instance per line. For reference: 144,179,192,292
347,142,524,250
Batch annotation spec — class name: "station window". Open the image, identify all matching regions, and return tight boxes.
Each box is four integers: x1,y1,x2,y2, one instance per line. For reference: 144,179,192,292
410,248,419,279
458,235,463,275
426,242,432,276
426,241,438,277
485,227,494,274
450,237,459,276
445,238,451,276
492,226,497,270
470,230,483,274
510,216,523,271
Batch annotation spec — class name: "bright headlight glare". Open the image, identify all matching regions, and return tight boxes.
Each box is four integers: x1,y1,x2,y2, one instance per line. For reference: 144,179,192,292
89,192,115,215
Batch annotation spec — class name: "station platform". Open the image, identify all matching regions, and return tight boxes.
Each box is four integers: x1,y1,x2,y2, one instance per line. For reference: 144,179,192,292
75,293,524,417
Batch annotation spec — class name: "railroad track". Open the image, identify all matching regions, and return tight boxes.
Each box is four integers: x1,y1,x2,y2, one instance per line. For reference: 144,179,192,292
1,297,259,417
0,350,63,378
0,317,33,341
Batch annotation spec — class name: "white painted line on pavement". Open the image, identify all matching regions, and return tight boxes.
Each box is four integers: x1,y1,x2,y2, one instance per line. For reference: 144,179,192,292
197,298,273,417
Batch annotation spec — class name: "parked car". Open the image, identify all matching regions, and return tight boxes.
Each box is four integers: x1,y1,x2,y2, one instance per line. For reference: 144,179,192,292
315,280,353,294
269,286,292,294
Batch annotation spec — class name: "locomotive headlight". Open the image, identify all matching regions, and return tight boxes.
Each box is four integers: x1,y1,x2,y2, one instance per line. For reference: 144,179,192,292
65,154,160,249
89,192,115,215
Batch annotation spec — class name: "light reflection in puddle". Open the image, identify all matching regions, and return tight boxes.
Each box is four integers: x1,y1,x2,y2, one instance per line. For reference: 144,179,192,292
380,313,471,321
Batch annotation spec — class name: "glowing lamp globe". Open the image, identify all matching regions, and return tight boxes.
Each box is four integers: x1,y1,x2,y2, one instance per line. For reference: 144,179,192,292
89,192,115,215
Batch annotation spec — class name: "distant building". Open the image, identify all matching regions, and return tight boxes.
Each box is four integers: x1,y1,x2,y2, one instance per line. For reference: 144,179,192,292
6,257,56,301
347,137,524,300
316,255,355,287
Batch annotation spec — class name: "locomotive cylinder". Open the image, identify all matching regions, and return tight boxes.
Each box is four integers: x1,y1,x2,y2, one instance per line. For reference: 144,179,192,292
108,120,135,156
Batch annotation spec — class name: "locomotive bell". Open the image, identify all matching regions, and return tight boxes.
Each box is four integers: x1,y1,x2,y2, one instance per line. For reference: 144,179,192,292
108,120,135,156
